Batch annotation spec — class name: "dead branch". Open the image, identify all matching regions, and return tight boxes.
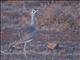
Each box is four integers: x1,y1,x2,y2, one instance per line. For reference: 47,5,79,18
23,39,33,56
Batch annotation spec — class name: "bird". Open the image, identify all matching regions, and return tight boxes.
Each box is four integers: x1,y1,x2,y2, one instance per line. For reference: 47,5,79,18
20,9,39,40
8,9,39,52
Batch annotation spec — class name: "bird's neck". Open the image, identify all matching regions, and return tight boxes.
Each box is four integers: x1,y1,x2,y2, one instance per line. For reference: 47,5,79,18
31,14,36,27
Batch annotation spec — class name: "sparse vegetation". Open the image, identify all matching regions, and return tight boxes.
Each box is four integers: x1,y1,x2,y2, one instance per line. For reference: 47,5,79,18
1,1,80,60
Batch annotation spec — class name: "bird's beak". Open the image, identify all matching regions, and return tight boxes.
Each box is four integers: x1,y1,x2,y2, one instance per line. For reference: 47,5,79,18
34,9,39,14
36,10,39,12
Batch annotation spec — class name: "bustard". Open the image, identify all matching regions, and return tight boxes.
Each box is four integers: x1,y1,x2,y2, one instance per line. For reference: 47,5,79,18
7,9,39,52
19,9,39,40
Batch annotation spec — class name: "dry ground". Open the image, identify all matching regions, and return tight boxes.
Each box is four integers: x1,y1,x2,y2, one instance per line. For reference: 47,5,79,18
1,1,80,60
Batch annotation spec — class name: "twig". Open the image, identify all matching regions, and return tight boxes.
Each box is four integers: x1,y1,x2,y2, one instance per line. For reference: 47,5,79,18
1,50,50,56
1,50,23,55
9,37,32,47
23,39,33,56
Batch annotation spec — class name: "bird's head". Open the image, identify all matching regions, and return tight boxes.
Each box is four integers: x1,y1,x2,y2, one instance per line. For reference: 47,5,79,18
31,9,39,15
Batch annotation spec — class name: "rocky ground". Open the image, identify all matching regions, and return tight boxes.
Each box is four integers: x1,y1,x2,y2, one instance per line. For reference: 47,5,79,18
1,1,80,60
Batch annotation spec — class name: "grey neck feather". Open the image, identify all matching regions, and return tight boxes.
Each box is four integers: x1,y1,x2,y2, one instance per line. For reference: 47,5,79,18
31,13,36,27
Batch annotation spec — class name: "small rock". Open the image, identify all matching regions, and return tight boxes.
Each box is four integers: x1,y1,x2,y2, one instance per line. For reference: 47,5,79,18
47,42,57,50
